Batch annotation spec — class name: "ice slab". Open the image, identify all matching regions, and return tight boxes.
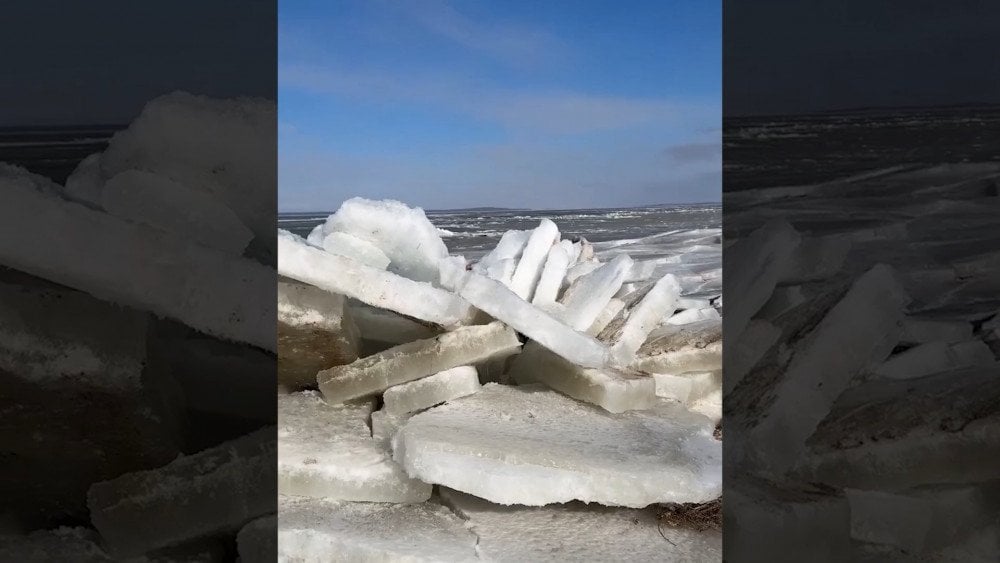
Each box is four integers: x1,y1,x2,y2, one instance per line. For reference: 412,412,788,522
318,322,521,403
278,392,430,502
102,170,253,255
779,236,851,284
278,280,360,389
473,229,531,285
443,269,609,368
382,365,481,416
278,230,473,328
0,527,224,562
609,274,683,366
237,515,277,563
666,307,720,326
347,301,442,345
803,364,1000,490
747,264,910,472
394,383,721,507
632,343,723,376
565,260,602,285
585,297,625,336
756,285,806,321
725,219,801,341
0,165,275,351
277,495,478,562
639,318,722,356
874,339,994,379
370,408,406,449
509,218,560,300
723,320,780,395
559,254,633,331
508,342,656,413
99,93,275,254
88,427,277,556
318,198,448,284
653,370,721,405
63,152,104,207
319,231,391,270
531,241,572,305
438,487,722,562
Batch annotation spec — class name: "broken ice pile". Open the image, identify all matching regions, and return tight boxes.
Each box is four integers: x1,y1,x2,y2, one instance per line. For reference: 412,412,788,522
0,92,277,558
276,196,724,560
723,163,1000,559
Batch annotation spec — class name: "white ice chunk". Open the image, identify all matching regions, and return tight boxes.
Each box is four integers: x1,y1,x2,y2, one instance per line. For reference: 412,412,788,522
900,317,974,345
724,319,780,394
318,322,521,403
666,306,720,326
780,236,851,284
278,495,478,562
370,409,406,449
559,254,633,330
347,301,442,345
726,219,801,341
278,391,430,502
632,343,723,376
624,259,660,283
677,296,712,310
438,487,722,563
508,342,656,413
0,165,274,350
382,365,481,416
319,231,391,270
585,297,625,336
609,274,682,366
509,218,560,300
653,370,722,405
278,230,473,328
473,229,531,281
306,223,324,245
756,285,806,321
63,152,104,207
318,198,448,284
102,170,254,255
564,260,602,285
443,269,609,368
88,427,276,556
393,383,721,507
277,280,360,389
874,340,994,379
531,241,573,305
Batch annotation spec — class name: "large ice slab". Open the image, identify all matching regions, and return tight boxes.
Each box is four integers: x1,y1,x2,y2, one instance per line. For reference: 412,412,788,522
278,391,430,502
278,280,360,389
318,231,391,270
608,274,683,366
278,495,478,562
438,487,722,562
318,198,449,284
531,241,573,305
508,342,656,413
88,427,277,556
318,322,521,403
278,230,473,328
509,219,560,300
393,383,721,507
102,170,254,255
0,165,275,350
347,301,442,345
382,365,481,416
873,339,994,379
559,254,633,331
443,269,609,368
472,229,531,285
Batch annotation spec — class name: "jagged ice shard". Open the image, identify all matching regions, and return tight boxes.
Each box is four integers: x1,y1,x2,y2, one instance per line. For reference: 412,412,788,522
558,254,633,331
393,383,721,507
509,218,560,300
609,273,683,366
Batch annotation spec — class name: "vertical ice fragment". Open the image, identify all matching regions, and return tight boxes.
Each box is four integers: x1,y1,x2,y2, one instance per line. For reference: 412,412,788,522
609,274,683,366
559,254,633,331
509,218,560,300
531,241,573,305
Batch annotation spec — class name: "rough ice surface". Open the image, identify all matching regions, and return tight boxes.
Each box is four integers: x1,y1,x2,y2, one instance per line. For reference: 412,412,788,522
899,316,973,345
724,319,780,394
585,297,626,336
565,260,602,285
278,230,473,328
531,241,573,305
0,527,226,563
559,254,633,331
370,408,407,449
237,515,277,563
653,370,721,405
318,198,449,284
102,170,254,255
609,274,683,366
347,301,442,345
278,495,478,562
382,365,481,416
278,391,430,503
318,322,521,403
509,218,560,300
319,231,391,270
444,269,610,368
439,487,722,562
63,153,105,208
632,343,723,376
508,342,656,413
873,339,994,379
472,229,531,283
87,427,277,557
277,280,360,389
393,383,721,507
0,164,276,351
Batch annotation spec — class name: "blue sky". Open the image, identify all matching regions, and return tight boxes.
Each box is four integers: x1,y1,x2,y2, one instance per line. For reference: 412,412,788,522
280,0,720,211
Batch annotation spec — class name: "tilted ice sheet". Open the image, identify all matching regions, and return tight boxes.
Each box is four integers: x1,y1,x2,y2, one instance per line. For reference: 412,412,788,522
319,231,391,270
278,391,430,503
473,229,531,283
347,300,442,344
0,164,275,351
318,322,521,403
531,240,572,305
438,487,722,563
278,230,473,328
319,198,449,284
509,218,560,300
559,254,633,331
382,365,481,416
609,274,683,366
278,495,477,562
508,342,656,413
394,383,721,507
443,268,609,368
